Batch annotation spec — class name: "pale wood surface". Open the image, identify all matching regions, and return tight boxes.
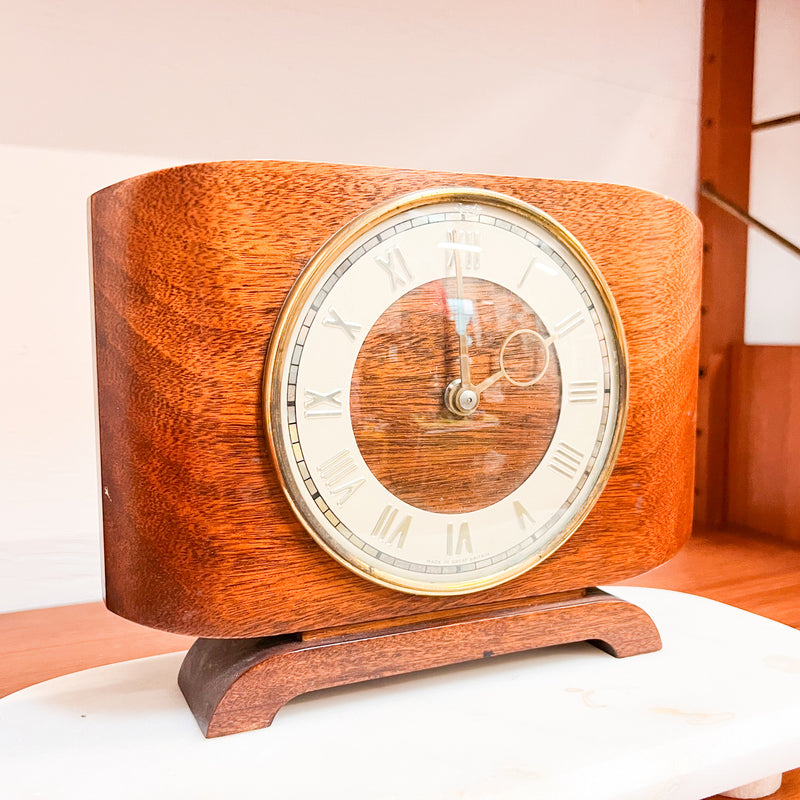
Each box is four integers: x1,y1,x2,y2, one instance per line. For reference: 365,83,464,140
0,602,191,700
622,526,800,630
727,345,800,544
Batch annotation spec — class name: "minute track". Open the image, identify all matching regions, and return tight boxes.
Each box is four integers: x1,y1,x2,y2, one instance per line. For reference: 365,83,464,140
266,187,627,596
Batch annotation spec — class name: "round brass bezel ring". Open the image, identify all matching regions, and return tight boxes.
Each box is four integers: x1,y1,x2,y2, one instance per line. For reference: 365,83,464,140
263,186,629,596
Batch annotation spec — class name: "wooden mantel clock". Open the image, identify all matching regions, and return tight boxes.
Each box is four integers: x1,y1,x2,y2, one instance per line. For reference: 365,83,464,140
89,160,701,738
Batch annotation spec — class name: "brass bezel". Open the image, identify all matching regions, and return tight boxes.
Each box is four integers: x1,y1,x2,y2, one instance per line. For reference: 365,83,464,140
263,187,629,596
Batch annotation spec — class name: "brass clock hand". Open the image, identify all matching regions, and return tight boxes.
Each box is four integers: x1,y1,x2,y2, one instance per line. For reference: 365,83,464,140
474,329,551,394
473,369,503,395
453,246,474,391
444,245,480,416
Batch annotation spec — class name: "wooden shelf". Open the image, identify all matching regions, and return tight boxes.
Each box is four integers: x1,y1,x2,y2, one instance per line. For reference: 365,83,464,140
0,601,191,700
623,525,800,629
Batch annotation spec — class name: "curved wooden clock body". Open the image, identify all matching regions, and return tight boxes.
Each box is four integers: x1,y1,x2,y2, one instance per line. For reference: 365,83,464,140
90,160,701,640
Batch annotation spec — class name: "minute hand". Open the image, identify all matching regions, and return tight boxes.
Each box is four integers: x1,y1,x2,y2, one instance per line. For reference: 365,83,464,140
453,248,474,388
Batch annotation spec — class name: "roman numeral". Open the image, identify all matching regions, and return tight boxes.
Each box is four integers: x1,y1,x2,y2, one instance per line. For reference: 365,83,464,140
375,246,412,290
304,388,343,417
442,229,481,271
322,307,361,340
552,310,585,339
513,501,536,532
567,380,600,404
446,522,473,556
371,505,412,549
548,442,585,480
317,450,365,506
518,256,558,287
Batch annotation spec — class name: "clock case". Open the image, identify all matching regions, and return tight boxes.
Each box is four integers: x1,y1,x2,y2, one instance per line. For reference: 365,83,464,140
91,160,700,638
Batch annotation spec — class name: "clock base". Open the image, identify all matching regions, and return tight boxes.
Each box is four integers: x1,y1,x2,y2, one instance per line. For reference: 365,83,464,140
177,587,660,738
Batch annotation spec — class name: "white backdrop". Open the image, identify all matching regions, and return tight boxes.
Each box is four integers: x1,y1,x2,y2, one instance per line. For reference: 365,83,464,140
1,0,706,612
747,0,800,345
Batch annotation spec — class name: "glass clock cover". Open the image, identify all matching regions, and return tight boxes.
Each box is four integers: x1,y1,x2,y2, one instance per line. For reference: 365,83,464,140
264,188,627,595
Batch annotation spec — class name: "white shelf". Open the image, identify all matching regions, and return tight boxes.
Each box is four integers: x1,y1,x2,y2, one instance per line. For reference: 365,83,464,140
2,587,799,800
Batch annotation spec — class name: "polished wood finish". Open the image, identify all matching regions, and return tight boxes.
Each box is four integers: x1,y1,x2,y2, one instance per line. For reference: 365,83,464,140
622,526,800,631
0,602,191,699
353,277,561,513
695,0,756,526
727,345,800,544
90,160,701,638
5,526,792,703
177,588,661,738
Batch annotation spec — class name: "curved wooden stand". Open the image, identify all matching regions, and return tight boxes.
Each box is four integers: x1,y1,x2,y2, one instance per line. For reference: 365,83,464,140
178,588,661,738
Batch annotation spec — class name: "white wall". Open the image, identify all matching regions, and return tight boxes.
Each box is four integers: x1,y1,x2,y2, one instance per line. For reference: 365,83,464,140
0,0,703,613
746,0,800,345
0,147,175,612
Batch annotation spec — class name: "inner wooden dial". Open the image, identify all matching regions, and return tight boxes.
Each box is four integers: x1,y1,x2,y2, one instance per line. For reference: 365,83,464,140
351,278,562,513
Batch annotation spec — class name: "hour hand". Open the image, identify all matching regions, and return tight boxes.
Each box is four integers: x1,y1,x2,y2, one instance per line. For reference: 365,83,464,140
474,329,551,395
474,369,503,395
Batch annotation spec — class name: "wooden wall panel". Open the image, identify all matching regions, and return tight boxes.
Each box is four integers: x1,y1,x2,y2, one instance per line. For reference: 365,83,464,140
728,344,800,542
695,0,756,525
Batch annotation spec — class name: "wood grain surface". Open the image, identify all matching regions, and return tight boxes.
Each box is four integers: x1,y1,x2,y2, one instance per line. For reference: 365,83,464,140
177,588,661,738
0,602,192,700
727,345,800,543
90,160,702,637
622,526,800,630
352,277,561,513
4,526,794,703
695,0,755,526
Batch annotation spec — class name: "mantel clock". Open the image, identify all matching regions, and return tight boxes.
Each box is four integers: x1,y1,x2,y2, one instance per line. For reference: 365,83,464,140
90,161,701,737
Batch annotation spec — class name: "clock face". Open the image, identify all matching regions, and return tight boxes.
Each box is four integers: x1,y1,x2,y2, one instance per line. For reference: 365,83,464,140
264,188,627,595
